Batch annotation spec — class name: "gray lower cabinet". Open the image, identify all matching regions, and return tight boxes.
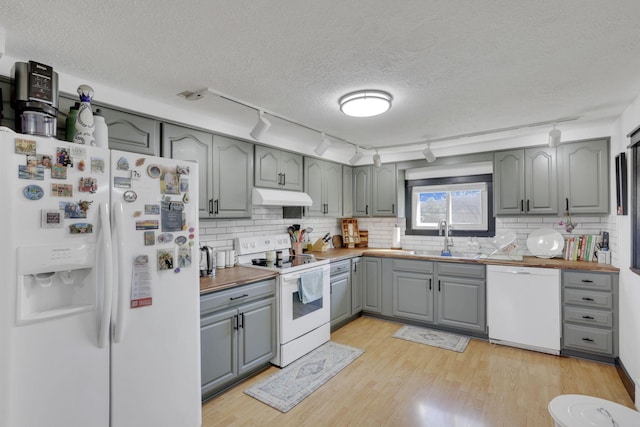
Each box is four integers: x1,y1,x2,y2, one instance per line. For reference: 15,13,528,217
435,263,486,333
362,257,382,313
351,257,363,313
392,260,435,323
200,279,276,400
561,270,618,361
304,157,343,217
330,260,352,327
254,145,303,191
162,123,253,218
558,138,610,214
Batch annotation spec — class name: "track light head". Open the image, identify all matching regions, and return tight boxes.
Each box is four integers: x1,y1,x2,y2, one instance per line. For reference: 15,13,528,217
250,111,271,141
349,147,364,165
423,145,436,163
315,134,331,156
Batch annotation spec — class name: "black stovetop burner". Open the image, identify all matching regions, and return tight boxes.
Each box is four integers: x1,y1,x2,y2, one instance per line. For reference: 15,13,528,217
251,254,319,269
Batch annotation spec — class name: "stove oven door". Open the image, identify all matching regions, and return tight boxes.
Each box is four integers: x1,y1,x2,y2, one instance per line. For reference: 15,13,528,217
279,264,330,344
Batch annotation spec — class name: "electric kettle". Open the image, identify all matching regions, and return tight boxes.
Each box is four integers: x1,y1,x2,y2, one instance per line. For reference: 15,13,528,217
199,245,214,277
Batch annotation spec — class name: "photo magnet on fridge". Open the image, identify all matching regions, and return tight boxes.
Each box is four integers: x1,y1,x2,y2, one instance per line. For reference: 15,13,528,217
51,164,67,179
160,168,180,195
37,154,52,169
56,147,73,167
18,164,44,180
91,158,105,174
157,249,174,271
144,231,155,246
177,246,191,268
15,138,36,155
41,210,64,228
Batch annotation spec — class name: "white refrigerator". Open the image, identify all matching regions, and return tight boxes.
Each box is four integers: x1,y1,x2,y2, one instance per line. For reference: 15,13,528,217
0,128,202,427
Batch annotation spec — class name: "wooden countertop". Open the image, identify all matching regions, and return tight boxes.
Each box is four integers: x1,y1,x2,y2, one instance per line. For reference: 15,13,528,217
200,266,278,295
312,247,620,273
201,247,618,295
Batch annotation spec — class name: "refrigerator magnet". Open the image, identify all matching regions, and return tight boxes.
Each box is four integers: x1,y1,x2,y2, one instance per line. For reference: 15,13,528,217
176,165,190,175
114,176,131,189
56,148,73,167
135,158,146,167
116,157,129,170
23,185,44,200
144,231,155,246
175,235,187,246
90,158,105,174
37,154,52,169
69,223,93,234
51,164,67,179
147,164,161,178
123,190,137,202
70,145,87,159
15,138,36,155
144,204,160,215
18,165,44,180
135,220,159,230
157,233,174,244
160,168,180,195
79,177,97,193
177,246,191,268
41,209,64,228
131,170,142,180
157,249,174,271
59,201,89,219
182,193,190,203
179,177,189,192
77,160,85,171
51,183,73,197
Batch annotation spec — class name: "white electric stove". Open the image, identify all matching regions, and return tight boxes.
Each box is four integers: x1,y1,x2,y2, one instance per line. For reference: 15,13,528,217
235,234,330,367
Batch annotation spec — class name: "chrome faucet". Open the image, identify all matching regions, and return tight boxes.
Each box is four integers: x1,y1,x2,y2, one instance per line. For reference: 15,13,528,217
438,219,453,254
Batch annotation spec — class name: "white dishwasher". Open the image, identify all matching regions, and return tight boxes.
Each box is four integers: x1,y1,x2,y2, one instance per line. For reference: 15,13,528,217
487,265,561,355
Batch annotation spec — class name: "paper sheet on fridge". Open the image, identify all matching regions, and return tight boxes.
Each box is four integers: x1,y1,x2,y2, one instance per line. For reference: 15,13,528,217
131,255,152,308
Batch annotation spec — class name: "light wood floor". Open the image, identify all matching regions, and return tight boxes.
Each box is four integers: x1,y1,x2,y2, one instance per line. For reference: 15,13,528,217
202,316,634,426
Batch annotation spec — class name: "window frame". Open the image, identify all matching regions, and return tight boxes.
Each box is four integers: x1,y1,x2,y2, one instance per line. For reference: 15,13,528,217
404,173,495,237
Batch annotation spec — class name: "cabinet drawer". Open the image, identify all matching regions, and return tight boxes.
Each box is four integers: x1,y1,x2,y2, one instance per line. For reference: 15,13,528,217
564,288,612,309
330,260,351,276
563,324,613,355
437,262,485,279
564,306,613,328
392,259,433,273
200,279,275,314
563,271,612,291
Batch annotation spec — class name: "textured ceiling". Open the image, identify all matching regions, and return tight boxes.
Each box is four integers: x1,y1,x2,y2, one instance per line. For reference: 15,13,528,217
2,1,640,160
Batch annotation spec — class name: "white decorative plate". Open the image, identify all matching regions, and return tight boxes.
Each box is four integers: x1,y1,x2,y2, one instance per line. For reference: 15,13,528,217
526,228,564,258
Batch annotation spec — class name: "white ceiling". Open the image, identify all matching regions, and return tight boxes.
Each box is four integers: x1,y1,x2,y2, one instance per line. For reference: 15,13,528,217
2,1,640,163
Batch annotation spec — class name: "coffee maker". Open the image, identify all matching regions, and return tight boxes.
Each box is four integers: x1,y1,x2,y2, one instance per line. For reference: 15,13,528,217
199,245,214,277
12,60,59,137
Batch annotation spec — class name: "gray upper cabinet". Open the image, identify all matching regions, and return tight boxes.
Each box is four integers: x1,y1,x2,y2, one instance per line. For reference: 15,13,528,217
303,157,342,217
342,166,353,217
162,123,253,219
99,106,161,156
558,138,609,215
254,146,303,191
212,136,253,218
494,147,557,215
353,164,397,217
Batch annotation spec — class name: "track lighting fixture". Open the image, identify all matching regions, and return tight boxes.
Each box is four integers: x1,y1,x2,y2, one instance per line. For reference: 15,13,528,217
423,144,436,163
349,146,364,165
548,124,561,147
250,111,271,141
314,133,331,156
373,150,381,168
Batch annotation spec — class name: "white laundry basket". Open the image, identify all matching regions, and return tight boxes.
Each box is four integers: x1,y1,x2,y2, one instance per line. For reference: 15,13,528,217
549,394,640,426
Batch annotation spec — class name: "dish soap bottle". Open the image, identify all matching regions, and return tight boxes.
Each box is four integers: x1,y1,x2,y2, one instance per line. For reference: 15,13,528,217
73,85,95,145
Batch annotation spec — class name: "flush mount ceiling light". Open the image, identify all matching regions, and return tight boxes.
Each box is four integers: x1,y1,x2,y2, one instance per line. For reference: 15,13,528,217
339,90,393,117
423,144,436,163
349,146,364,165
373,150,381,168
250,111,271,140
548,125,561,147
314,133,331,156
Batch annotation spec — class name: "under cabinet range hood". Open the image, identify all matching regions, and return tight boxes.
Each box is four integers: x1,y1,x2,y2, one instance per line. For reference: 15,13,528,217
252,187,313,206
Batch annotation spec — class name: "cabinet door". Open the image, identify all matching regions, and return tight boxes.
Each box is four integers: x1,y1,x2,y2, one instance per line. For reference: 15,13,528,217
280,151,304,191
303,158,325,217
238,297,276,375
254,145,281,189
342,166,353,217
324,161,343,217
353,166,371,217
362,257,381,313
101,106,161,155
213,136,253,218
392,271,434,323
200,307,237,397
330,273,351,326
436,276,486,333
372,163,397,216
351,257,363,313
162,123,214,218
559,139,609,214
525,147,557,214
494,150,525,214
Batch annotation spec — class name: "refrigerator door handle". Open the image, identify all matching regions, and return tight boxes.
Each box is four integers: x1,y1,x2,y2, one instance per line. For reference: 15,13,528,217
98,201,114,348
113,200,127,344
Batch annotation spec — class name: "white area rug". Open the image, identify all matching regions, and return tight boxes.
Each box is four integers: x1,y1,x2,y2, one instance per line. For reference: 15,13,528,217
393,325,470,352
244,341,363,413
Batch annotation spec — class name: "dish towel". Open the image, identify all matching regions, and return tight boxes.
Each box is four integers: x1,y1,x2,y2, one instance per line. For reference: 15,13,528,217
298,269,324,304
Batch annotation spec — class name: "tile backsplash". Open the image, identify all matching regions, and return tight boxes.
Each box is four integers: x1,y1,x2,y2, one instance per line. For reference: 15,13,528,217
199,207,617,265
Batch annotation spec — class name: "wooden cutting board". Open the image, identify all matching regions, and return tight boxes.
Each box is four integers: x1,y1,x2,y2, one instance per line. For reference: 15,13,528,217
332,235,343,248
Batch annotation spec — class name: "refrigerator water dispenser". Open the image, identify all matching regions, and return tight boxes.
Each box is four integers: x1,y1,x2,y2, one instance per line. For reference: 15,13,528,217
16,243,98,325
